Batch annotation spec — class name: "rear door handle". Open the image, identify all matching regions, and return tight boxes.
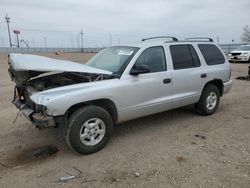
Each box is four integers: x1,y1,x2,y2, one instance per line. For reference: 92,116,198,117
201,73,207,78
163,78,171,84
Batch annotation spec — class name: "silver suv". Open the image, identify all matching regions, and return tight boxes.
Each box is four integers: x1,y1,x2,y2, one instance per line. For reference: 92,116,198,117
8,37,232,154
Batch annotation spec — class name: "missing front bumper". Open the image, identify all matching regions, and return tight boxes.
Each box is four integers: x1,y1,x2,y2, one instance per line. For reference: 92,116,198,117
12,99,55,129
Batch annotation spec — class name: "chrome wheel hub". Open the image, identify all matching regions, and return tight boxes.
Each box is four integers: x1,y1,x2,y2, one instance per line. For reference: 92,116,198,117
206,92,217,110
79,118,106,146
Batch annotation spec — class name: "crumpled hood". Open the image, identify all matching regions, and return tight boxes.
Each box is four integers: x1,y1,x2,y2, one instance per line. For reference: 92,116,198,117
9,53,112,75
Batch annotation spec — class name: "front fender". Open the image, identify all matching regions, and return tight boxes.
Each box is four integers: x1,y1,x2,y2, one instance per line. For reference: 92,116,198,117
30,82,117,116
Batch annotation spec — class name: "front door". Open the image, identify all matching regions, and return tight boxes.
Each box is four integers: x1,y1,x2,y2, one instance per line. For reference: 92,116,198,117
118,46,173,121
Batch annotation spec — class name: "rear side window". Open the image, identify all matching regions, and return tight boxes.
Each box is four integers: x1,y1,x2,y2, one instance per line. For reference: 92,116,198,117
170,45,201,70
198,44,225,65
135,46,166,73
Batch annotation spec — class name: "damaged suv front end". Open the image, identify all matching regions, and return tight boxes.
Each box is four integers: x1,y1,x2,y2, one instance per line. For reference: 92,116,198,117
8,53,114,129
11,86,53,128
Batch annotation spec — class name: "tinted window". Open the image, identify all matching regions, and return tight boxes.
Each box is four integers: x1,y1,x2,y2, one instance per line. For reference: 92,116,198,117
135,46,166,73
170,45,201,70
198,44,225,65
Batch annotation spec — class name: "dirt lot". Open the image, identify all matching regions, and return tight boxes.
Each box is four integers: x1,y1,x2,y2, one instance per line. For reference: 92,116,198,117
0,53,249,188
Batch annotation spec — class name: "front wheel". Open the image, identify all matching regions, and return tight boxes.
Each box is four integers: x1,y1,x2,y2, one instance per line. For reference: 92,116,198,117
195,84,220,116
65,106,113,154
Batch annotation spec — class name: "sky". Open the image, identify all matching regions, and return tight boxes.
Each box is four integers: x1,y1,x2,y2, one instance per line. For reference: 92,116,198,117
0,0,249,48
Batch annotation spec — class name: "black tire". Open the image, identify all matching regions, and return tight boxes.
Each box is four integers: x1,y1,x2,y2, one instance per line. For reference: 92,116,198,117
65,105,113,154
195,84,220,116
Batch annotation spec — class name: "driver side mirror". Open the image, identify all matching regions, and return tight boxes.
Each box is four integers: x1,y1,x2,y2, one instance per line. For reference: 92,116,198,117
130,64,150,76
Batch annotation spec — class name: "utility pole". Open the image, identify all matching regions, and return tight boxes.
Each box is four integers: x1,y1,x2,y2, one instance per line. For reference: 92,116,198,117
80,29,84,52
43,37,47,48
5,14,12,47
232,38,235,51
216,36,219,44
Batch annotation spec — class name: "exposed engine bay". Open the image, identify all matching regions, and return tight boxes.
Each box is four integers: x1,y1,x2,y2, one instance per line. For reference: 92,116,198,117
11,71,115,110
7,53,116,129
25,71,113,92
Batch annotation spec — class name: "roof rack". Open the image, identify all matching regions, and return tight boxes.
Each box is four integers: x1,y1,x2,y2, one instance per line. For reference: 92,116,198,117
185,37,213,42
141,36,178,42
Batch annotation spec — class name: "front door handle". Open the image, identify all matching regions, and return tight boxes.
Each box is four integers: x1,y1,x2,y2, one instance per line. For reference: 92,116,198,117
163,78,171,84
201,73,207,78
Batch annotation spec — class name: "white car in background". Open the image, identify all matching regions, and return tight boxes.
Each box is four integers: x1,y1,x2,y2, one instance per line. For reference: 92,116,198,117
228,45,250,63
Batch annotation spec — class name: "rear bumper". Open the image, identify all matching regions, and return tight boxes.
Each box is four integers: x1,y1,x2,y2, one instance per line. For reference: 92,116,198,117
13,99,55,129
223,80,233,95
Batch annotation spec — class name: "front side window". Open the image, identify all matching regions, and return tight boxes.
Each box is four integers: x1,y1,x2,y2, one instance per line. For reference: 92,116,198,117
170,44,201,70
198,44,225,65
134,46,166,73
87,46,139,74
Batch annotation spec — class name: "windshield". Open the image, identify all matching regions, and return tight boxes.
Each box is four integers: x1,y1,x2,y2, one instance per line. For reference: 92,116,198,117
237,46,250,51
86,46,139,74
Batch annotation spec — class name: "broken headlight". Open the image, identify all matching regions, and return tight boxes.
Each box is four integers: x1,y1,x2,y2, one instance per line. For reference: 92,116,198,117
35,104,47,114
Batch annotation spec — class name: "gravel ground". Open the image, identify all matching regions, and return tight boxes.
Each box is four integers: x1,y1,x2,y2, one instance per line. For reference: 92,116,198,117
0,53,249,188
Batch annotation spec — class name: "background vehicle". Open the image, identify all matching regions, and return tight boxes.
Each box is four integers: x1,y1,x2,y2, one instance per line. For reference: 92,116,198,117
228,45,250,63
8,36,232,154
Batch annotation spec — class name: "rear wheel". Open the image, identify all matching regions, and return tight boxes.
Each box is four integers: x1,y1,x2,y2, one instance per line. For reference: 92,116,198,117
195,84,220,116
65,105,113,154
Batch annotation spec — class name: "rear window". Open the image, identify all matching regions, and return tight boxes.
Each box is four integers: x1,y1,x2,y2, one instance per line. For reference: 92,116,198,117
198,44,225,65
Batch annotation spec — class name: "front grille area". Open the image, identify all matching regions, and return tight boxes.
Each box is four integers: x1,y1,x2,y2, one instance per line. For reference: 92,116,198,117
22,88,35,110
231,53,241,56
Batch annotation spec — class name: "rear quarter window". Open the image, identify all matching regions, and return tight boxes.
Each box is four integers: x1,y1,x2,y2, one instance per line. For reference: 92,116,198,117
198,44,225,65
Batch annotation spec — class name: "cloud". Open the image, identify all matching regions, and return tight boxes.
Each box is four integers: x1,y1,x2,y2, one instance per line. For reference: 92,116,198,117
0,0,249,47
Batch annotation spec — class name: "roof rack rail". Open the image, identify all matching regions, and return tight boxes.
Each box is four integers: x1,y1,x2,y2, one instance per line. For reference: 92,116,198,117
141,36,178,42
185,37,213,42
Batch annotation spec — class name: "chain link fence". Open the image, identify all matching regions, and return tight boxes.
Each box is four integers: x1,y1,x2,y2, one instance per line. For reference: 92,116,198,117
0,44,246,54
0,47,103,53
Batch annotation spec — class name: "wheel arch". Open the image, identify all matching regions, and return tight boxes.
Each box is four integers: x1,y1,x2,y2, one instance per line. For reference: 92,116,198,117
65,99,118,124
202,79,224,96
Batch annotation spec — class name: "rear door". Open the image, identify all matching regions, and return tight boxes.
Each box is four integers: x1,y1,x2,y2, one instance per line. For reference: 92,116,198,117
197,44,230,82
169,44,208,108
